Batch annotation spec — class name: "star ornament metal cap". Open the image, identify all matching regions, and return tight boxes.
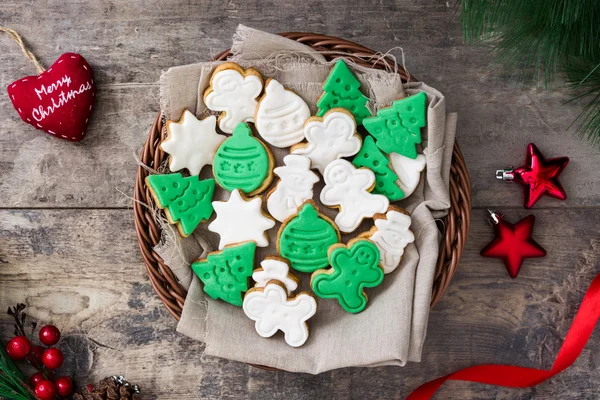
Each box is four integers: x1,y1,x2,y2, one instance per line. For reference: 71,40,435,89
496,143,569,208
481,210,546,279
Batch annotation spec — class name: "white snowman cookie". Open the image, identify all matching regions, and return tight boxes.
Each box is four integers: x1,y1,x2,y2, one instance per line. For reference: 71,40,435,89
208,189,275,249
253,257,300,295
291,108,361,174
360,207,415,273
243,281,317,348
204,63,263,134
320,159,389,233
161,110,226,176
255,79,311,148
390,152,427,199
266,154,320,222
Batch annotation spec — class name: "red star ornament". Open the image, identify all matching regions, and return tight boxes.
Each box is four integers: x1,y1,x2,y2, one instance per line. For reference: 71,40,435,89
480,211,546,278
508,143,569,208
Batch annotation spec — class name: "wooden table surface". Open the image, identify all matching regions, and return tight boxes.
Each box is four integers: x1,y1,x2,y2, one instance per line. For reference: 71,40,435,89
1,1,599,399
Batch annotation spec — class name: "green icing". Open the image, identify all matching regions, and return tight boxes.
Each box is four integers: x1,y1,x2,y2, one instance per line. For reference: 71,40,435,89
146,173,215,237
191,241,256,307
316,60,371,125
363,91,427,159
213,122,270,194
279,203,339,273
352,136,404,201
311,239,383,314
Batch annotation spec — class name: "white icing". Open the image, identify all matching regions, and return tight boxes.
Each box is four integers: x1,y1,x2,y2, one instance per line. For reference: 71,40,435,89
243,282,317,348
390,152,426,199
292,110,361,174
161,111,226,176
267,155,319,222
205,68,263,133
370,210,415,273
253,258,298,295
208,189,275,249
255,79,311,148
320,159,389,233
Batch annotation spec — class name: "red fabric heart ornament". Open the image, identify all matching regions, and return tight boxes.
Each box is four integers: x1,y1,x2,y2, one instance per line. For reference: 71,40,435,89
7,53,96,142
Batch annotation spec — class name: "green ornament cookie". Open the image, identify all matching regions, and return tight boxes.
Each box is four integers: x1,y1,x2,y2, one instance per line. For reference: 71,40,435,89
145,173,215,237
278,201,340,273
213,122,273,195
352,136,404,201
316,60,371,125
311,239,384,313
191,241,257,307
363,91,427,159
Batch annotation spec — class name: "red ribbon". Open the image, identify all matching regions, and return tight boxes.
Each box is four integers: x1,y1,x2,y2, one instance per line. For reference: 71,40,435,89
407,272,600,399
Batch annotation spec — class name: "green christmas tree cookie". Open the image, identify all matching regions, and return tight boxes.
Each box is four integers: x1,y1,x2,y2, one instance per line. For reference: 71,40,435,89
311,239,384,314
277,202,340,273
191,241,257,307
213,122,273,195
316,60,371,125
352,136,404,201
363,91,427,159
146,173,215,237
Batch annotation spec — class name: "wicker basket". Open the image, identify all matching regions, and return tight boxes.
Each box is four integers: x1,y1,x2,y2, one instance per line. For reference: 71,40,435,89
133,32,472,321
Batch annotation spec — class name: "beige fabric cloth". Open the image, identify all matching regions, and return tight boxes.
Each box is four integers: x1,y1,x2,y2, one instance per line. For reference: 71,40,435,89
155,25,457,373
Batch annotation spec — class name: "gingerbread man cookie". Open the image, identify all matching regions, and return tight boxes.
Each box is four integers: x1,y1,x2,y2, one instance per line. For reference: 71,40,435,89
204,62,263,133
320,159,389,233
243,281,317,347
291,108,361,174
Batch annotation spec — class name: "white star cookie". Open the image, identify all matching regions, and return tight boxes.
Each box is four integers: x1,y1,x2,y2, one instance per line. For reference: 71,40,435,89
208,189,275,249
361,208,415,273
243,282,317,347
204,63,263,134
292,109,361,174
320,159,389,233
253,257,299,295
161,110,226,176
390,152,426,199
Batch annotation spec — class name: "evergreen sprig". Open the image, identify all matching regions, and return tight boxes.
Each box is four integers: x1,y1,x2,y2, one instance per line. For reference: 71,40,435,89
461,0,600,146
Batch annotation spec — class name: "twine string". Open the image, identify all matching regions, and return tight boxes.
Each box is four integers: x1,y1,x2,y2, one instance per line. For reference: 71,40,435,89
0,27,45,73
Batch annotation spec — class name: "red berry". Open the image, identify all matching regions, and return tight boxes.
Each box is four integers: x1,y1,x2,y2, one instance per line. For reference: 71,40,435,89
39,325,61,346
30,372,44,386
87,384,94,392
5,336,31,361
41,347,64,369
35,380,57,400
56,376,74,397
29,345,45,364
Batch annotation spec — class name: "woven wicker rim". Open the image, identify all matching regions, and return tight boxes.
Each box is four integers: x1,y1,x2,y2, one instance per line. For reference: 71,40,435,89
133,32,472,321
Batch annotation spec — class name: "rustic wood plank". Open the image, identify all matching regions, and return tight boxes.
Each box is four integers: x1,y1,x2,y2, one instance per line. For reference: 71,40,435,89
0,209,598,398
0,0,598,208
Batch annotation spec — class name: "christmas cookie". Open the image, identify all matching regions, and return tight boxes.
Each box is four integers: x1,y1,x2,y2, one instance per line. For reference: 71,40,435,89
266,154,319,223
204,62,263,133
212,122,274,195
191,241,256,307
208,189,275,250
145,173,215,237
390,152,426,199
363,91,427,158
243,281,317,348
320,159,389,233
316,59,371,125
161,110,226,176
277,201,340,273
311,239,383,313
352,135,404,201
359,207,415,273
255,79,311,148
291,108,362,174
253,257,299,295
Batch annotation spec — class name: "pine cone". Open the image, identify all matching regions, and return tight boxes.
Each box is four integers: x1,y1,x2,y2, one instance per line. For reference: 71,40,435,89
73,376,140,400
